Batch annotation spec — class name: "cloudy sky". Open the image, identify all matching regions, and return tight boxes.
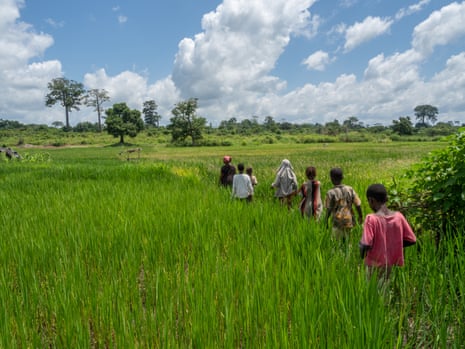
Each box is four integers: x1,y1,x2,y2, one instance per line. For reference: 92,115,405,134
1,0,464,127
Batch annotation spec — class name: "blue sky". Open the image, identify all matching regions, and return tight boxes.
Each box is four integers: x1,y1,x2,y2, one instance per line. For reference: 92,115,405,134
1,0,464,127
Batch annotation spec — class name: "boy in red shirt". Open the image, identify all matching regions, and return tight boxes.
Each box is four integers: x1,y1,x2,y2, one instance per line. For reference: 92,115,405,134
359,183,416,280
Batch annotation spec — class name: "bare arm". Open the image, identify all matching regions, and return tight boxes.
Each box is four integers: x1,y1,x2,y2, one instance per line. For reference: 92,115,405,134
355,205,363,225
324,210,331,228
359,242,371,259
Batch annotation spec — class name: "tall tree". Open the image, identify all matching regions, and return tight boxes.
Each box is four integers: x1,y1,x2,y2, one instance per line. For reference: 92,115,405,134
142,100,161,127
264,116,277,132
45,77,86,129
105,103,144,144
414,105,439,127
85,89,110,132
168,98,206,145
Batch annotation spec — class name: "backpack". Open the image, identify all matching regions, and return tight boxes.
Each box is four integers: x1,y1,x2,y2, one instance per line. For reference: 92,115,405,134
333,187,354,229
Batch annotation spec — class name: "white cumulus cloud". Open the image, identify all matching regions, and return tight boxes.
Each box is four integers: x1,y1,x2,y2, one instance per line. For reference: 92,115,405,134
412,1,465,56
0,0,465,128
0,0,62,124
344,16,393,52
395,0,431,20
302,50,331,71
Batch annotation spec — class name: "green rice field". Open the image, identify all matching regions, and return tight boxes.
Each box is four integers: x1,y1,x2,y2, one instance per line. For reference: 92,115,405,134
1,141,464,348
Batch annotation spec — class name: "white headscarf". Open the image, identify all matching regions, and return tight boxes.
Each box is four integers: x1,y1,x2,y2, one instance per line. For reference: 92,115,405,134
276,159,294,176
273,159,298,196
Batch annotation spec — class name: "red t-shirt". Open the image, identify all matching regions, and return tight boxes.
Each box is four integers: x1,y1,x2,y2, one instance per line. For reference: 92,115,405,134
361,212,416,267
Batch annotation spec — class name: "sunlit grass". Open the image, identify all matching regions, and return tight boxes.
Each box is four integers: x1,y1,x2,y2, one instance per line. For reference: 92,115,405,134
1,141,462,347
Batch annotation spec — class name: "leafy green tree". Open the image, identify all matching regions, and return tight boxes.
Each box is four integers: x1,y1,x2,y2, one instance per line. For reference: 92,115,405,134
105,103,144,144
52,121,64,128
239,119,254,135
264,116,278,132
343,116,363,130
391,116,414,135
45,77,86,129
85,89,110,132
218,117,238,134
142,100,161,128
425,122,458,137
367,123,388,134
73,122,99,132
0,119,23,129
168,98,206,145
278,121,294,131
390,128,465,245
414,104,439,127
324,119,342,136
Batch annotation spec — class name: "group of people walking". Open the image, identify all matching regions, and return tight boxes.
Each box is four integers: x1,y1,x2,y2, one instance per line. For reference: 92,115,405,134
220,155,257,202
220,156,417,280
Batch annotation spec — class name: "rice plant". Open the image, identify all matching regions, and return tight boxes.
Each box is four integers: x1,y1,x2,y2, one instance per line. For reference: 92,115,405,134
1,141,461,347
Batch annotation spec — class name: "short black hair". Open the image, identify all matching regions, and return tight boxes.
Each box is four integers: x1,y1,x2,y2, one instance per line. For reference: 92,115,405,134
366,183,388,203
330,167,343,182
305,166,317,179
237,163,245,172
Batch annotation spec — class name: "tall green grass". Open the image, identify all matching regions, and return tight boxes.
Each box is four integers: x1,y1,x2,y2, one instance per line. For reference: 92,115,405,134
1,142,462,347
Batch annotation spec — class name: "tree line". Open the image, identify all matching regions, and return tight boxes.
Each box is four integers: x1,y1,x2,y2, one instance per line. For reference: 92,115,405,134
44,77,200,144
1,77,461,145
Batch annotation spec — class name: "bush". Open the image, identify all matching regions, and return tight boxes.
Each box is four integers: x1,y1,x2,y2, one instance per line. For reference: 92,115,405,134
389,128,465,245
337,132,369,142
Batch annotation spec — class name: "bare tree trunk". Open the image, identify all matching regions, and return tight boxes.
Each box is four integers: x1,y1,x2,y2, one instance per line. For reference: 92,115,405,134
97,108,102,132
65,106,70,128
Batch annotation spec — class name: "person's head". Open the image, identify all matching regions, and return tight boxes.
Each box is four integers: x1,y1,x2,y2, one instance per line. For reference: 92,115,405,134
223,155,232,164
329,167,343,185
366,184,388,211
237,163,245,173
246,167,253,176
278,159,293,173
305,166,317,180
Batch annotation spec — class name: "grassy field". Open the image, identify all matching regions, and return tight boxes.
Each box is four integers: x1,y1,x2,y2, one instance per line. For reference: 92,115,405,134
1,141,463,348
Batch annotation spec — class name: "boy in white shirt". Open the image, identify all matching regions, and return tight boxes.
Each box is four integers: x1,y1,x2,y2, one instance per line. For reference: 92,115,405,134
232,163,254,202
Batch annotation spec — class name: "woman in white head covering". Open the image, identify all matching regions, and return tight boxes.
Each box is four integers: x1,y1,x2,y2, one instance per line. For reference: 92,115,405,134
271,159,298,209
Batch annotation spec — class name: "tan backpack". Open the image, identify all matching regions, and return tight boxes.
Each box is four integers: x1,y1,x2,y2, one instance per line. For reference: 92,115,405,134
333,187,354,229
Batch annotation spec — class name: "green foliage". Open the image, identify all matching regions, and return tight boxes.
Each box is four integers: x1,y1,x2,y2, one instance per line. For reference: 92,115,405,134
142,99,161,127
0,119,23,129
168,98,206,145
105,102,144,144
20,151,52,162
414,104,439,126
389,128,465,243
391,116,414,135
419,122,458,137
45,77,86,128
84,89,110,132
73,121,99,132
324,119,342,136
1,142,463,347
0,111,460,149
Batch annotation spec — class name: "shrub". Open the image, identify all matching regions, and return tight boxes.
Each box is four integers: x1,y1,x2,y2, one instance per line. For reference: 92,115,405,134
389,128,465,245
